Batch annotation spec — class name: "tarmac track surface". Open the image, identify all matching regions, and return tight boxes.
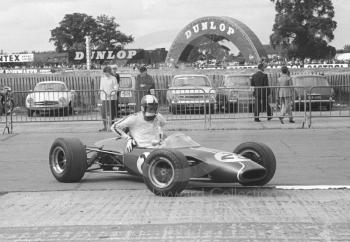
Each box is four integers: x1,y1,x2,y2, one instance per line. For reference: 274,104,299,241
0,122,349,240
0,127,349,192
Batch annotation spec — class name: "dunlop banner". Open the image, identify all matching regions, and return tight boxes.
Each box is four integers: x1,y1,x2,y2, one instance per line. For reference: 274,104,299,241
69,49,138,62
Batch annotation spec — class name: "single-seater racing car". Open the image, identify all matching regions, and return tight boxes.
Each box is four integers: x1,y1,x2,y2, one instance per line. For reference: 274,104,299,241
49,133,276,196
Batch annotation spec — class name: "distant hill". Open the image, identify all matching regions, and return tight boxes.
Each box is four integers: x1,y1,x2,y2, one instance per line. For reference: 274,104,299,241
126,29,179,50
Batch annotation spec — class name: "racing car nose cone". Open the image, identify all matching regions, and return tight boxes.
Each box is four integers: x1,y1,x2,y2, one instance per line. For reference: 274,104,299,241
209,159,266,183
237,160,266,183
238,167,266,181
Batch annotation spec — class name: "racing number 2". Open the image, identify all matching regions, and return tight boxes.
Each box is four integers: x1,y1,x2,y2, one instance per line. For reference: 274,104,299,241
214,152,238,162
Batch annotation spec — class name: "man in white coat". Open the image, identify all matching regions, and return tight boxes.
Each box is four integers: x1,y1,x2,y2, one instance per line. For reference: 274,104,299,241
99,66,119,131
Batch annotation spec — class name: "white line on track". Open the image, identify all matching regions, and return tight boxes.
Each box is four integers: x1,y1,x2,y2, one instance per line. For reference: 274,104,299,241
275,185,350,190
189,181,350,190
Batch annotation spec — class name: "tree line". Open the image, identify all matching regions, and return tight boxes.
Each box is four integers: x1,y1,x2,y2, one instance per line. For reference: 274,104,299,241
50,13,133,52
270,0,338,60
49,1,345,62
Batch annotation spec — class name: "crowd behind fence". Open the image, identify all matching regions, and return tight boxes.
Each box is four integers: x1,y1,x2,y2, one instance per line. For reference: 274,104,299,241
1,71,342,92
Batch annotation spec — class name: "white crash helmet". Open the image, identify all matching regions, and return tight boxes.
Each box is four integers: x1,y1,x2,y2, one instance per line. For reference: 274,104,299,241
140,95,159,121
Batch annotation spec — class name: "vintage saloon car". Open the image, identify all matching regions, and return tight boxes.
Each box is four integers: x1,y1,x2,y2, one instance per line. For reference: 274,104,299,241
117,74,137,115
166,74,217,114
292,74,335,111
26,81,75,116
217,74,254,112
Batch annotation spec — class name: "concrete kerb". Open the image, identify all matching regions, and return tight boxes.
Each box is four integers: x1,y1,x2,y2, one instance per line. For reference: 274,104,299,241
3,116,350,134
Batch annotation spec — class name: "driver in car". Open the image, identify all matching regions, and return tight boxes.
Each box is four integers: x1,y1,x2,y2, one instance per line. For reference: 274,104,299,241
110,94,166,152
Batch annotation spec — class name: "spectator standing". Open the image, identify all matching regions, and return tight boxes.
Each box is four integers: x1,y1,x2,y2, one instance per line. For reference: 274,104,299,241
99,66,119,131
110,64,120,84
110,64,121,118
135,66,156,111
277,66,295,124
251,63,273,122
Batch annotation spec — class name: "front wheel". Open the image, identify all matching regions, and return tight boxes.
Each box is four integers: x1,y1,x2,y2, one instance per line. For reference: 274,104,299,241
234,142,276,186
49,137,87,182
142,149,190,196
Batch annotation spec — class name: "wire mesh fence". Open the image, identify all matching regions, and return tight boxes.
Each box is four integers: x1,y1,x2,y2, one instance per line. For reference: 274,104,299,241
0,84,349,132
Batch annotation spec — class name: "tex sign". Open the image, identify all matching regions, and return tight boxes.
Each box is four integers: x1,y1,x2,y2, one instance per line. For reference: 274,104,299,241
0,54,34,63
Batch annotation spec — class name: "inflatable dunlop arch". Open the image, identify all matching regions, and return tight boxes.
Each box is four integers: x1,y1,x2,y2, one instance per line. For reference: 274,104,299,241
166,16,267,65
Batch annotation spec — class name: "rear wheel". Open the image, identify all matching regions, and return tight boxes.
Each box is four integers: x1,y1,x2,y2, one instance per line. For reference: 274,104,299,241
49,138,87,182
142,149,190,196
234,142,276,186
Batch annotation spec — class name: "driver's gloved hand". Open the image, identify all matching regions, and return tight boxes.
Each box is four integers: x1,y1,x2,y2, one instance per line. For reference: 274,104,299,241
126,137,136,152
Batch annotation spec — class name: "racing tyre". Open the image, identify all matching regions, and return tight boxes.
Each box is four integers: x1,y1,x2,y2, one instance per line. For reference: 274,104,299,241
142,149,190,196
49,137,87,182
234,142,276,186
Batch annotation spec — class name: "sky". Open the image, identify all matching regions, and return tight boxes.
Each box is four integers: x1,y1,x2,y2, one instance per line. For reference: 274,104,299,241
0,0,349,54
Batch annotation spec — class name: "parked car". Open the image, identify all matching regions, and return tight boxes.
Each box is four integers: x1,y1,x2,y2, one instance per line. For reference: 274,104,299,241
217,74,254,112
26,81,75,116
117,74,137,115
166,74,217,114
292,74,335,111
